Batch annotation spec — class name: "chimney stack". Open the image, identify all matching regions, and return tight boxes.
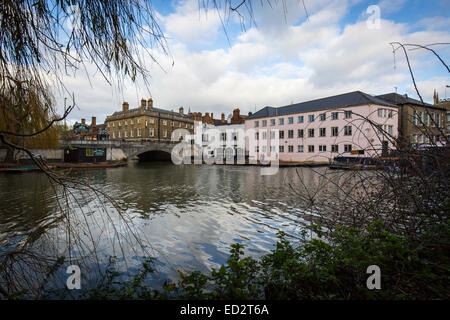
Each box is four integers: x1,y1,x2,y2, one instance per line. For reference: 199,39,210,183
179,106,184,114
248,112,252,116
221,113,225,121
81,118,86,124
122,102,129,112
148,98,153,108
91,116,96,126
211,113,214,120
141,98,146,109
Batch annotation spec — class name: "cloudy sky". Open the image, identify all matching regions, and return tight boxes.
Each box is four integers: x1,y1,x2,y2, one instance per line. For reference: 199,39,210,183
59,0,450,125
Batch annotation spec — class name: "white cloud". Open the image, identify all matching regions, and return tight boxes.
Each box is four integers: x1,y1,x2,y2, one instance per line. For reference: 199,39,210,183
56,0,450,124
159,0,222,45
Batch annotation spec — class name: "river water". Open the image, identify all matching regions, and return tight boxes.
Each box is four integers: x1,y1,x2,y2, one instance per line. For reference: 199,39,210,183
0,162,340,293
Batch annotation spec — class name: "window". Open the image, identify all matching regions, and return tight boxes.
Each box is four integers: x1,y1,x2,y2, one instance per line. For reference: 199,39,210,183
331,145,338,153
262,146,267,153
412,134,418,143
308,145,314,153
288,130,294,139
254,132,259,140
130,119,134,125
297,129,304,138
270,131,276,139
331,127,338,137
331,112,338,120
125,120,128,125
298,145,304,152
279,130,284,139
378,108,383,117
119,121,122,127
308,115,315,122
288,145,294,153
344,144,352,153
431,113,435,126
255,146,259,153
118,131,121,138
145,120,148,127
418,111,423,124
319,145,326,152
288,117,294,124
163,130,168,138
262,131,267,140
112,132,115,139
320,113,326,121
388,125,393,135
319,128,326,137
262,120,267,127
344,110,352,119
150,118,154,124
124,131,128,138
162,120,167,126
270,119,276,126
137,119,141,124
308,128,314,137
388,110,393,118
270,146,276,152
279,146,285,153
254,121,259,127
435,113,441,127
149,128,154,137
279,118,284,125
130,130,134,138
298,116,304,123
222,133,228,141
344,125,352,136
412,110,417,125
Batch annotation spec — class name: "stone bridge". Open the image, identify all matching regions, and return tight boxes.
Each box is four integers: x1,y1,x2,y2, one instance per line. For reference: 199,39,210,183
61,140,190,161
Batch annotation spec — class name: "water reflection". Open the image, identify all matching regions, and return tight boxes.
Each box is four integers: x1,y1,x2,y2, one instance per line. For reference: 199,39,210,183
0,162,341,287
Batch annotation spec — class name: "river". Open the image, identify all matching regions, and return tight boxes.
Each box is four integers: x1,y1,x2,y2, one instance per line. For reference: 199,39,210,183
0,162,341,294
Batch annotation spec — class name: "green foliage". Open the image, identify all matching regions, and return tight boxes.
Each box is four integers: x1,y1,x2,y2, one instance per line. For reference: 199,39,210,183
57,202,450,300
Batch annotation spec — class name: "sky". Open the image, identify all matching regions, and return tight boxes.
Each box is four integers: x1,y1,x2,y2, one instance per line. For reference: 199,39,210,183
58,0,450,125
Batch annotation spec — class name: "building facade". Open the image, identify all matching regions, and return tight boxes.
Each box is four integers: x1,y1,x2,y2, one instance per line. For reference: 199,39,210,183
376,93,447,147
105,98,194,142
433,89,450,141
245,91,399,163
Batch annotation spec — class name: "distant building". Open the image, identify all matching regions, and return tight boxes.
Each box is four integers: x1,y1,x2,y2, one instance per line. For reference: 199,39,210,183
376,92,447,147
70,117,109,141
433,89,450,141
105,98,194,142
245,91,399,163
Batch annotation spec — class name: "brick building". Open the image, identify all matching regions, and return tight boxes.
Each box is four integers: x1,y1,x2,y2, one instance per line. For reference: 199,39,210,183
376,92,447,147
105,98,194,142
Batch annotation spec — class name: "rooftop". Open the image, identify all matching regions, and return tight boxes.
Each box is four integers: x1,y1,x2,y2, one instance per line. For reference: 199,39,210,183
375,93,444,109
110,106,191,118
247,91,397,119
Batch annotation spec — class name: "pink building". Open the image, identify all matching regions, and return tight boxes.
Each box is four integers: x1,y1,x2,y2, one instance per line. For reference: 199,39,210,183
244,91,399,163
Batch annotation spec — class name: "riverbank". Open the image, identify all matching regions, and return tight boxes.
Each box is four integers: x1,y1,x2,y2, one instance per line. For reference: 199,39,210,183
0,161,127,173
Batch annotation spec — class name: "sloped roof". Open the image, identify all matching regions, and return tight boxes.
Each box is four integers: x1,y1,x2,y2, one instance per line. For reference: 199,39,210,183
375,93,444,110
247,91,396,119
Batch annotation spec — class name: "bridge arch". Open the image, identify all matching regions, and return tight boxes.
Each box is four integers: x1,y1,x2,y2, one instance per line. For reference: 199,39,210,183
125,143,174,160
